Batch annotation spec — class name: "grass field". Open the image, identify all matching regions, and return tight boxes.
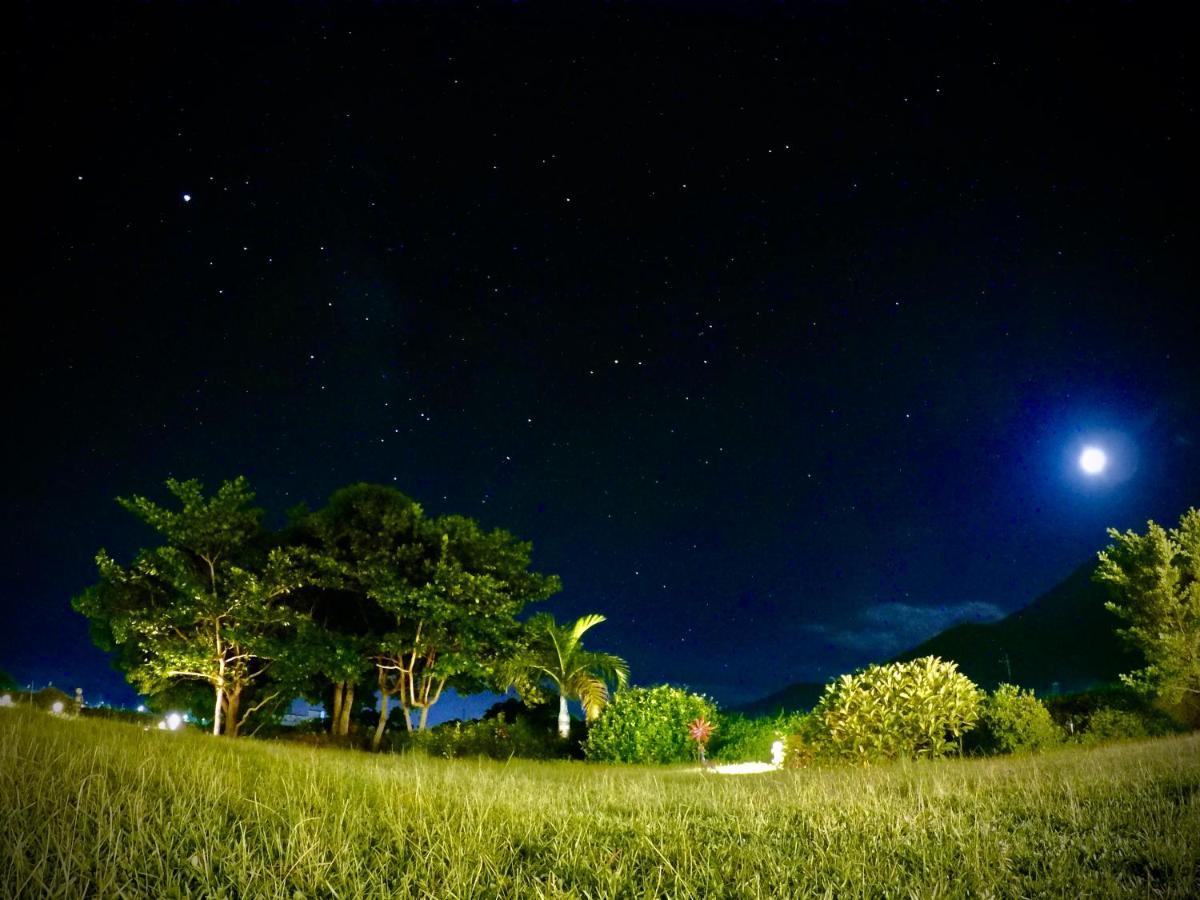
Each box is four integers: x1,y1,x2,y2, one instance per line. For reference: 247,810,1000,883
2,710,1198,898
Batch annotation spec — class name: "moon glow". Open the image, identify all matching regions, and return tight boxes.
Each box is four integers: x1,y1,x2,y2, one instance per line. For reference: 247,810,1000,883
1079,446,1107,475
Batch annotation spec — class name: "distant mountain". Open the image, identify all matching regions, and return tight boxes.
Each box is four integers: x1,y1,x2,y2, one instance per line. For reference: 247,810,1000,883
732,681,826,718
735,561,1140,715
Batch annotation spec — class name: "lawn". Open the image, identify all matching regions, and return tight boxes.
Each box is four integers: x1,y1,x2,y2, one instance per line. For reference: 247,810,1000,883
2,710,1198,898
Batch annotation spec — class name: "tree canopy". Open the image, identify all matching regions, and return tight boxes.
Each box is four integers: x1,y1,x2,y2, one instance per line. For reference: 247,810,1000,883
1095,507,1200,708
72,478,307,736
74,477,565,744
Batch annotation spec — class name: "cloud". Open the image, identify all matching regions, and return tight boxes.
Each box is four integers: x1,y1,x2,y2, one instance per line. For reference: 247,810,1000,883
803,600,1005,658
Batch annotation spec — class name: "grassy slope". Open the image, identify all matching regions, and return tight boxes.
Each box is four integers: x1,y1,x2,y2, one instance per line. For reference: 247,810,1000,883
3,711,1198,898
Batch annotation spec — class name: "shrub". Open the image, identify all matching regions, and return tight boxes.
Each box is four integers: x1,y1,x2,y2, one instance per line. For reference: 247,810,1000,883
973,684,1061,754
711,711,807,762
1081,707,1158,745
1045,685,1185,740
584,685,716,764
782,713,826,768
812,656,983,763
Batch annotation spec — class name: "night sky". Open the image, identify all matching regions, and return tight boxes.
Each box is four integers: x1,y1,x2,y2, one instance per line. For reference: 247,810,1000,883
5,3,1198,715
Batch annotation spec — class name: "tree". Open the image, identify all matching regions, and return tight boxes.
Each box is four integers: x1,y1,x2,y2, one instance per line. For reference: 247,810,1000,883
298,484,560,750
1095,507,1200,706
72,478,308,736
507,613,629,738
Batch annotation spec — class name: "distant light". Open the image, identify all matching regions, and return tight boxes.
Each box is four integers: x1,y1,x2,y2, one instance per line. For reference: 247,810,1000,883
137,704,146,713
165,712,183,731
51,701,65,714
1080,446,1107,475
0,694,12,707
182,193,192,202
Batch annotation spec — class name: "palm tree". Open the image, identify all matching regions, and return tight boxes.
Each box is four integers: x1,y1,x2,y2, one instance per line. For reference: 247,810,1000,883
509,613,629,738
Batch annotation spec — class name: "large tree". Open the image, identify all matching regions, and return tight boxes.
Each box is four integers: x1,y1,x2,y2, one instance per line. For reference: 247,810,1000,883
73,477,307,736
507,613,629,738
1096,507,1200,706
298,485,560,750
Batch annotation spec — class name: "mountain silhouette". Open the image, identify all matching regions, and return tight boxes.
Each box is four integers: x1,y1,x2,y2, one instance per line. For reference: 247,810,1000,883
734,560,1139,716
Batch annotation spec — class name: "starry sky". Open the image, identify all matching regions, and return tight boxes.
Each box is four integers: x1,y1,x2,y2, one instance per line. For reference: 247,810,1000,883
5,3,1198,714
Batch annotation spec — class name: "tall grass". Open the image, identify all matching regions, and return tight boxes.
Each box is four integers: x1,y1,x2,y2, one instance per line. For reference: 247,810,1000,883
2,709,1198,897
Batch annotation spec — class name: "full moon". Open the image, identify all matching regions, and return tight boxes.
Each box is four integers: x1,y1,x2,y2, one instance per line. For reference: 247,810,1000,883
1079,446,1107,475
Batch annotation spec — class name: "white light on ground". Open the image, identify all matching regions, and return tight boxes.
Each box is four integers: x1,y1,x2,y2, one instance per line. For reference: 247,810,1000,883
165,712,183,731
0,694,13,707
707,761,780,775
1080,446,1107,475
51,701,65,714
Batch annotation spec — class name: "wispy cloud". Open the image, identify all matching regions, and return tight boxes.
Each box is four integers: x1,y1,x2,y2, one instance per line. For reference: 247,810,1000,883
803,601,1005,659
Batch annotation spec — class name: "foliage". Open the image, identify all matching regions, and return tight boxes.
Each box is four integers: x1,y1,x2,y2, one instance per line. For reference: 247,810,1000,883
5,712,1200,898
781,713,827,768
1095,507,1200,705
811,656,983,763
584,684,716,764
71,477,309,736
0,668,16,691
296,485,560,747
972,684,1061,754
1043,683,1186,739
392,713,572,761
506,613,629,738
1080,707,1153,745
710,711,808,763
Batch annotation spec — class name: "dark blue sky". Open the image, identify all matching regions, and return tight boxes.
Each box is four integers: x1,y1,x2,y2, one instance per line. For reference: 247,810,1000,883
5,3,1198,715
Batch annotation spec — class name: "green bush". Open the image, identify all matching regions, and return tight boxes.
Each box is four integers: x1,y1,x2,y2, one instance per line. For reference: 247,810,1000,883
1081,707,1161,745
973,684,1061,754
711,711,807,762
812,656,983,763
584,685,716,764
1045,685,1184,740
783,713,826,768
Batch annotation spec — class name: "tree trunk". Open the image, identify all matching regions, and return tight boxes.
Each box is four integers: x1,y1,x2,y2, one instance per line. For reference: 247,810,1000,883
338,683,354,736
225,688,241,738
418,705,430,731
212,684,224,736
371,693,389,752
330,681,344,734
402,705,413,732
558,693,570,739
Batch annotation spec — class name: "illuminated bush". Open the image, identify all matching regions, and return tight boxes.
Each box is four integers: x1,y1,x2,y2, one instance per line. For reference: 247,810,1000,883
584,685,716,764
812,656,982,763
975,684,1061,754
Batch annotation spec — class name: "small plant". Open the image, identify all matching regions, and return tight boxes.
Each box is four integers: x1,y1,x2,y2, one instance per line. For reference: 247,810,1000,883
688,716,716,766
